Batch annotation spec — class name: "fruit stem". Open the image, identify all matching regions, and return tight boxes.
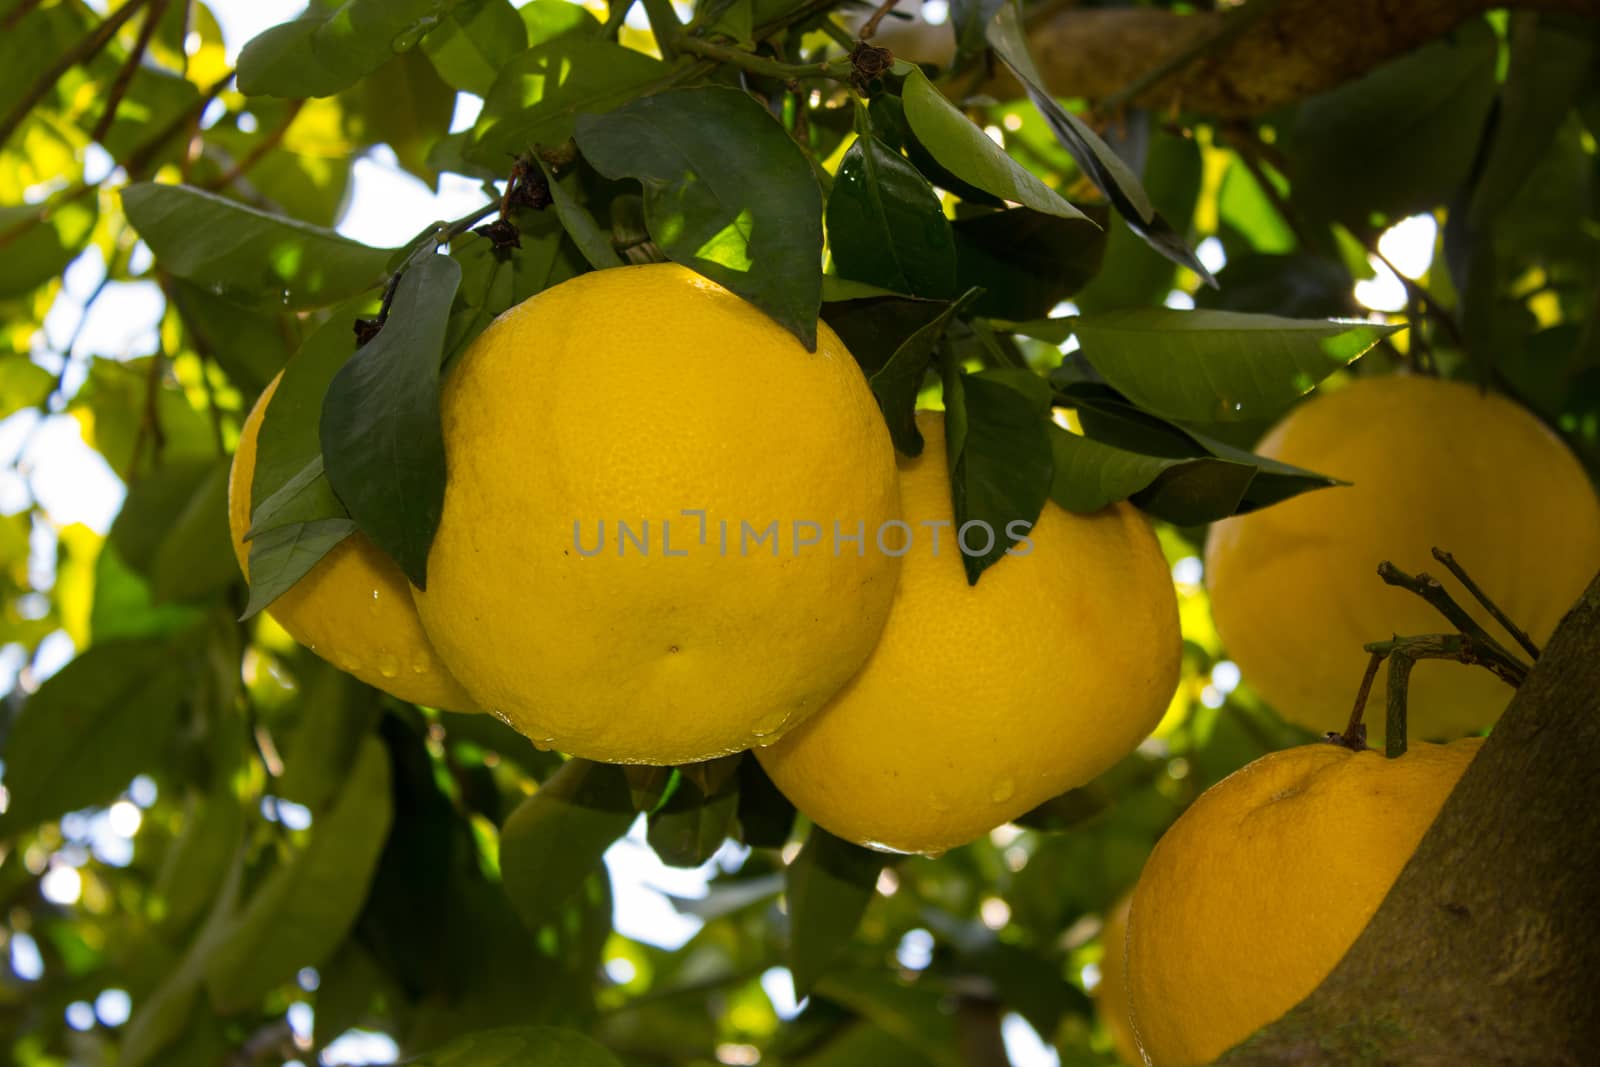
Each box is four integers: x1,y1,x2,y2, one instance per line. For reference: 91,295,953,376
1430,547,1542,660
1332,648,1385,750
1375,560,1531,684
1384,649,1415,758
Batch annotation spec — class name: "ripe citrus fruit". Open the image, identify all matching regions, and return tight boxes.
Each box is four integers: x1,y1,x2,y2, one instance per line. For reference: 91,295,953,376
1096,894,1141,1066
1125,737,1482,1066
228,373,476,711
1205,375,1600,742
755,411,1180,854
412,263,901,765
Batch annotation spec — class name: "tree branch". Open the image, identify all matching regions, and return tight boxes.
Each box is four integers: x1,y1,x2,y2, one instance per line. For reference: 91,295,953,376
0,0,153,152
1219,568,1600,1065
881,0,1600,117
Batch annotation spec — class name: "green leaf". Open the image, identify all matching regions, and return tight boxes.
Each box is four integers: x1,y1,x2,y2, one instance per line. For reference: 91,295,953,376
953,206,1106,320
422,0,529,95
786,826,886,997
1075,125,1202,313
411,1026,625,1067
899,69,1085,221
238,0,469,98
983,4,1212,285
345,48,459,186
1285,18,1498,223
540,160,623,269
499,759,635,934
121,183,393,309
1070,308,1401,424
940,368,1054,584
520,0,603,46
735,756,796,849
1050,424,1255,521
1471,16,1596,228
827,132,957,299
0,198,96,299
0,358,54,414
149,459,238,603
152,788,246,938
204,736,394,1012
275,663,379,812
646,758,741,868
241,518,358,619
0,639,188,839
320,253,458,587
470,37,667,165
577,86,825,349
167,281,294,395
868,290,980,456
810,970,962,1067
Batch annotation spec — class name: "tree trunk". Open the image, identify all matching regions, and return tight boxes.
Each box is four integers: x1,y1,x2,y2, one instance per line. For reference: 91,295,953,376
1218,569,1600,1065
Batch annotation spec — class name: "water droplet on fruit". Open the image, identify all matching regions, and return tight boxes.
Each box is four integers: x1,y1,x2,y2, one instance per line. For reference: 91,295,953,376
531,735,556,751
410,653,431,674
377,654,400,679
990,778,1015,803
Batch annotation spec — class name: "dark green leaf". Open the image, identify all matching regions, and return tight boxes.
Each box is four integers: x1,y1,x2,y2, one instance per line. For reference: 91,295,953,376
111,460,216,575
900,69,1085,221
152,788,246,938
1075,126,1202,313
940,369,1054,584
121,183,393,309
1070,307,1401,424
345,48,458,186
499,759,635,934
422,0,530,95
647,764,740,868
0,639,188,839
736,756,797,849
276,663,379,812
811,970,963,1067
540,160,623,269
868,290,980,456
238,0,469,98
786,827,886,997
983,4,1212,284
1051,424,1254,522
167,281,294,395
204,736,394,1012
827,133,957,299
242,518,358,619
953,206,1106,320
1193,252,1358,319
948,0,1005,71
149,460,238,603
1285,18,1498,223
321,253,459,587
470,37,667,165
411,1025,625,1067
0,198,96,299
577,86,825,348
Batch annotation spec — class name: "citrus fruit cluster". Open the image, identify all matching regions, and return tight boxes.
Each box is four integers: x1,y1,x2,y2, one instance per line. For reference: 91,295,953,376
230,262,1182,851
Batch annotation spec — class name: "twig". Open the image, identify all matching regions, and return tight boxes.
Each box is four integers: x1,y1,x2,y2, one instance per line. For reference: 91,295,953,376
91,0,172,144
1333,649,1386,750
1431,547,1541,659
44,271,116,408
1365,238,1461,364
675,34,855,81
124,349,169,481
1098,0,1281,115
1360,633,1520,757
601,0,635,38
1375,561,1531,684
640,0,683,60
0,0,155,152
1384,647,1417,758
204,99,304,191
858,0,901,40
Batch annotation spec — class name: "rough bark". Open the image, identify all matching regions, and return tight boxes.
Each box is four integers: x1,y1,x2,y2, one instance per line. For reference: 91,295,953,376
1217,570,1600,1066
879,0,1600,116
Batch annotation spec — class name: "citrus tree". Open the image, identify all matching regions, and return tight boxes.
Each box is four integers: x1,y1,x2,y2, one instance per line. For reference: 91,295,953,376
1,1,1598,1066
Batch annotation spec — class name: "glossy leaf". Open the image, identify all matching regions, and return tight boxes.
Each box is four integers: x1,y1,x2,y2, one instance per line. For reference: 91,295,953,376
238,0,469,98
0,198,97,299
868,289,980,456
953,206,1106,321
121,183,393,309
1050,424,1256,521
499,759,636,934
541,160,623,269
422,0,529,96
827,133,957,299
470,37,666,165
242,518,359,618
0,639,188,839
787,827,886,997
900,69,1085,221
578,86,825,349
940,368,1054,584
1070,308,1401,424
983,4,1212,284
204,736,394,1012
321,253,460,587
